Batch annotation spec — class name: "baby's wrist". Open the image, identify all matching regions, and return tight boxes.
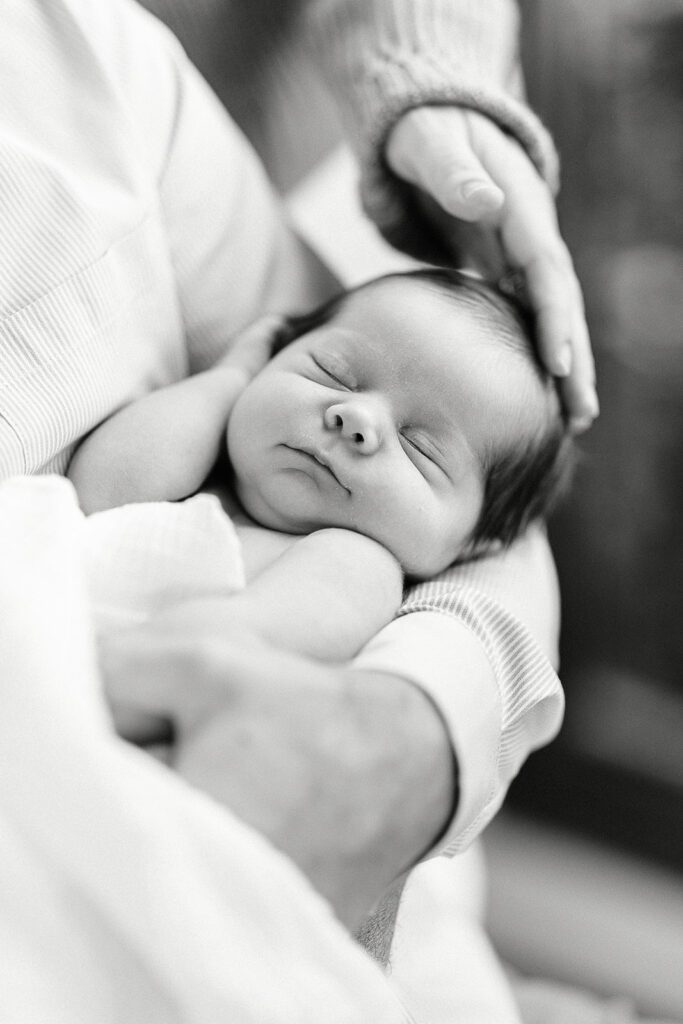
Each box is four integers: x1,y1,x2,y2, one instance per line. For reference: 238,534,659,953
194,365,250,420
208,363,250,391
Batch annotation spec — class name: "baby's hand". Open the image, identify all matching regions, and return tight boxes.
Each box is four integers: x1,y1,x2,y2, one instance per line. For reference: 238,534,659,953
216,314,287,384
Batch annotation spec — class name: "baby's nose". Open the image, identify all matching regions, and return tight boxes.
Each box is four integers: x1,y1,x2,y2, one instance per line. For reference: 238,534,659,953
324,399,382,455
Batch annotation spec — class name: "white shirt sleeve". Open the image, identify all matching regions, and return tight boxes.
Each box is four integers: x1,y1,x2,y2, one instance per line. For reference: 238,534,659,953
0,0,298,478
354,526,564,855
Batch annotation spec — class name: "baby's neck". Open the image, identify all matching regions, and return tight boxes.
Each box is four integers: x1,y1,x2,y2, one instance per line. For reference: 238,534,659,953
202,473,300,583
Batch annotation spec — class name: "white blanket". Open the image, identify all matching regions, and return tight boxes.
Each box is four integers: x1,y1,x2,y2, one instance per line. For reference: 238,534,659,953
0,475,408,1023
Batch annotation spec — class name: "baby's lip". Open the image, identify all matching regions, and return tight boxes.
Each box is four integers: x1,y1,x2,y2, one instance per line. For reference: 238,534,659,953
287,444,351,494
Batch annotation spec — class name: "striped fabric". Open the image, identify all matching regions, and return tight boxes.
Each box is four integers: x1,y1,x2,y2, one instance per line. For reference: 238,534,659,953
401,580,563,852
0,0,563,851
358,527,563,854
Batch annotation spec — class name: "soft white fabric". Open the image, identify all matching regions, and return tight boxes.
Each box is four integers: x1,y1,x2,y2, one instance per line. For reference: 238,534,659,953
86,492,245,630
0,475,412,1023
83,486,519,1024
0,475,522,1023
392,855,521,1024
0,2,560,1020
0,0,563,859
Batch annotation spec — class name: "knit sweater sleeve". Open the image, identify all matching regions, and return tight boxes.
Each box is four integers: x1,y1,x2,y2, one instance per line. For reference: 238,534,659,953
304,0,559,252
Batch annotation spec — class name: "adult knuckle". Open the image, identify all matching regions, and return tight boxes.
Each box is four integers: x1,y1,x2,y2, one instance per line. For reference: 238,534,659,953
530,244,567,275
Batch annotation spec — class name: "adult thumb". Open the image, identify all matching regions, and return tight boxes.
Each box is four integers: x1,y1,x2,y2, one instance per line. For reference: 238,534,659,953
437,171,504,222
387,107,505,222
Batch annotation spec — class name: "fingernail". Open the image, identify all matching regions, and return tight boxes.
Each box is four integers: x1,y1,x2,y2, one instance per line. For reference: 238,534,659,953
553,344,572,376
459,180,503,211
586,389,600,417
569,395,599,434
569,414,593,434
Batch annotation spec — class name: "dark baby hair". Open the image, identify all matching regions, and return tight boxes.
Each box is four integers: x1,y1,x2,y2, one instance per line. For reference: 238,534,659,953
272,268,575,557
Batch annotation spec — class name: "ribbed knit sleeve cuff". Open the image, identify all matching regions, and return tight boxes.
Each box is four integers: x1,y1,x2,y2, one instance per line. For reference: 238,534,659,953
305,0,559,255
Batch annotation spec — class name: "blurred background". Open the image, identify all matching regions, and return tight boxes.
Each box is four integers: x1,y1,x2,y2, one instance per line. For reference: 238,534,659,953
512,0,683,873
143,0,682,1016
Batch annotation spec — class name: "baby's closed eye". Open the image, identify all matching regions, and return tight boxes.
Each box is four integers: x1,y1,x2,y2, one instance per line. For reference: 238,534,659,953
310,353,356,390
399,428,447,474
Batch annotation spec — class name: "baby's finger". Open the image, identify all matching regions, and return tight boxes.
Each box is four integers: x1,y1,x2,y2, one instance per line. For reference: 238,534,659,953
387,107,504,222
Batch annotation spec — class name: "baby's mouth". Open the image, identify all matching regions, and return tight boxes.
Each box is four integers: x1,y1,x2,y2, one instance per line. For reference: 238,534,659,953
285,444,351,494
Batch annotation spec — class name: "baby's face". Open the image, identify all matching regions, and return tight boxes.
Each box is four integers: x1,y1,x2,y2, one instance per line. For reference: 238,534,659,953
228,278,537,578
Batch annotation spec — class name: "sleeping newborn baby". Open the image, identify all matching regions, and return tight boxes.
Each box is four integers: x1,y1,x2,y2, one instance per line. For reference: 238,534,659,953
70,268,572,637
70,266,573,721
69,268,573,1024
73,265,573,705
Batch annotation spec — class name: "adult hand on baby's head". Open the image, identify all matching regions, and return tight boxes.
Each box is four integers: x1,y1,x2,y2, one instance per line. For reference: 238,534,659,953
386,107,598,433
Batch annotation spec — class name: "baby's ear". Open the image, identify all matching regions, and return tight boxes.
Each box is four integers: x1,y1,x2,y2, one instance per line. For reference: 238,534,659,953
219,314,288,381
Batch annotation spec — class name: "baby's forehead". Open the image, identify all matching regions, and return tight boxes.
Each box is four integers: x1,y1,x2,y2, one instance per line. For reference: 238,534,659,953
329,277,500,371
339,274,463,321
322,277,548,447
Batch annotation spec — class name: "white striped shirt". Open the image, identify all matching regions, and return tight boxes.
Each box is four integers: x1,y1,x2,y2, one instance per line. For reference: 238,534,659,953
0,0,563,853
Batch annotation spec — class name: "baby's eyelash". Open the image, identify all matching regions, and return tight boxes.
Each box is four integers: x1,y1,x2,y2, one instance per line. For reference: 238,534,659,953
401,430,449,478
311,355,350,388
401,431,434,462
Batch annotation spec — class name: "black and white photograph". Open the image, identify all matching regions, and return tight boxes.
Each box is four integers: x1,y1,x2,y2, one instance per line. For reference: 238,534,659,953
0,1,681,1021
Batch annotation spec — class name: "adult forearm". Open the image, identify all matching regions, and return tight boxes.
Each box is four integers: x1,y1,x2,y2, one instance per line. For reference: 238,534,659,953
102,622,456,929
332,667,457,898
271,664,456,927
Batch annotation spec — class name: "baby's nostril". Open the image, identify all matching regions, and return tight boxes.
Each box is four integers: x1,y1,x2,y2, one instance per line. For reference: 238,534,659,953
352,432,364,444
334,414,343,428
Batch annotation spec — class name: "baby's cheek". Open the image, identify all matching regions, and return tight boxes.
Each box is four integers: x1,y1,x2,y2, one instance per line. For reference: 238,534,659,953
396,503,475,579
383,516,443,579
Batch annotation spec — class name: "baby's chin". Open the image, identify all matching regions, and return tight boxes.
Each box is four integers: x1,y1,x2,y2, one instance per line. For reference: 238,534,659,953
235,475,469,577
234,477,316,535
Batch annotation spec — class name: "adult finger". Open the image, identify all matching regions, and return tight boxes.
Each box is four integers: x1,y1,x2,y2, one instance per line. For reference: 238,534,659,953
387,107,505,222
99,624,233,730
524,248,576,377
474,116,597,425
560,298,599,433
524,251,598,428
